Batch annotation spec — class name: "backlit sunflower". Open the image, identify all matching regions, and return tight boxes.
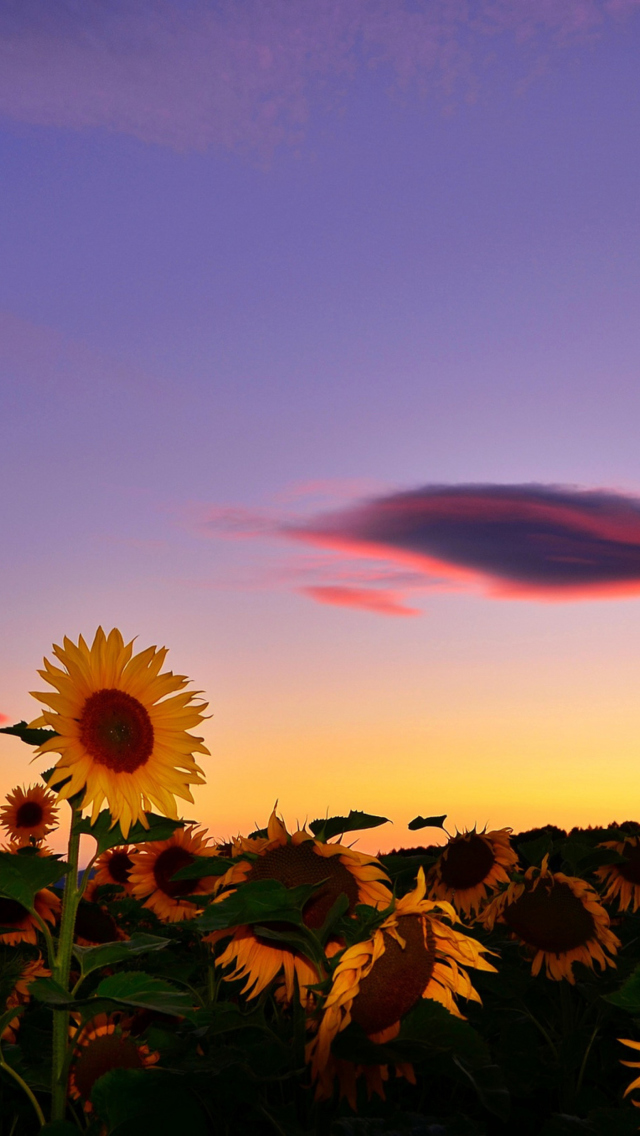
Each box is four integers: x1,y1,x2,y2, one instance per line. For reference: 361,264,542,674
1,954,51,1043
68,1012,159,1112
0,887,60,946
481,855,619,983
29,627,209,837
0,784,59,846
128,825,219,922
74,899,128,946
595,835,640,912
306,867,497,1108
426,827,519,918
619,1037,640,1108
207,809,393,1005
89,845,135,897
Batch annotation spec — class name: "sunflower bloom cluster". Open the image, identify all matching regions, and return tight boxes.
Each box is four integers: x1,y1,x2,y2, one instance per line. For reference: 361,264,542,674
481,855,619,982
29,627,210,837
306,867,497,1108
426,827,519,917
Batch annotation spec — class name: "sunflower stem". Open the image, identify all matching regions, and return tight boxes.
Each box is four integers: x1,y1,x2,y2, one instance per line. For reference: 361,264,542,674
50,798,83,1123
0,1042,46,1128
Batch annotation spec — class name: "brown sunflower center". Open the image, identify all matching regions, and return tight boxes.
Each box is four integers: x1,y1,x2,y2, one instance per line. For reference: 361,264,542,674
153,846,196,898
351,914,437,1036
245,841,360,929
107,851,134,884
503,879,596,954
439,835,496,890
79,689,154,774
73,1033,144,1100
0,897,29,926
75,901,120,944
618,842,640,884
15,801,44,829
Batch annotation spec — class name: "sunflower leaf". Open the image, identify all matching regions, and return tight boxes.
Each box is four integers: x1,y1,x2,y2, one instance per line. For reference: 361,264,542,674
0,1003,25,1037
72,932,173,980
31,976,75,1006
170,855,236,880
407,814,447,831
90,1068,210,1135
518,833,553,866
195,879,321,932
0,851,69,907
309,811,390,842
603,962,640,1012
0,720,58,746
93,971,197,1018
73,810,191,854
41,766,73,792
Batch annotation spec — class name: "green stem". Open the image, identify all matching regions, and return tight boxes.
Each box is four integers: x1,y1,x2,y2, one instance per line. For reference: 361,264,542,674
50,799,83,1123
0,1044,46,1128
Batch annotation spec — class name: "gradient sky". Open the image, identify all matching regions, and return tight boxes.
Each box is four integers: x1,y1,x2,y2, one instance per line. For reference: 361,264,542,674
2,1,640,855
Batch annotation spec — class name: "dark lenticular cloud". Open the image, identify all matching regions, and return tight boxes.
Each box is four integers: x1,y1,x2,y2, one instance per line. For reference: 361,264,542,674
286,485,640,597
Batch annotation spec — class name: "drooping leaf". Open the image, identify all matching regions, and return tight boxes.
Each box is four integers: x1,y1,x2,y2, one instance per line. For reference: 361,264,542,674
407,814,447,831
0,850,69,908
0,720,58,746
196,878,321,932
309,810,390,843
170,854,235,880
74,810,190,854
91,1068,209,1135
93,971,197,1018
72,932,172,979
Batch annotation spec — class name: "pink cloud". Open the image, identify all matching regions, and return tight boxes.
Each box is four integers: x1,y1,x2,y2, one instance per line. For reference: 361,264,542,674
0,713,10,725
300,585,421,616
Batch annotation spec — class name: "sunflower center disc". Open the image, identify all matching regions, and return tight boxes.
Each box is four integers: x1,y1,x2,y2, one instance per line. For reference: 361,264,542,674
107,851,134,884
75,901,120,944
504,879,596,953
73,1034,144,1100
351,915,437,1036
15,801,44,828
79,689,154,773
618,842,640,884
0,897,29,925
153,846,197,898
439,835,496,890
246,842,360,928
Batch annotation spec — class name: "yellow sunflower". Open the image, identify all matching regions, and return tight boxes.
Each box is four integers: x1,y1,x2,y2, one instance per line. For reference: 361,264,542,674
1,954,51,1043
128,825,220,922
29,627,209,837
207,809,393,1005
619,1037,640,1108
306,867,497,1108
87,845,135,898
0,887,60,946
68,1012,159,1112
481,855,619,982
595,835,640,912
0,784,59,846
426,827,519,918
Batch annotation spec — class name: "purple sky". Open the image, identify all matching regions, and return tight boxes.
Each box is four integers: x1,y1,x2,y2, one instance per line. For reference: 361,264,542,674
2,1,640,846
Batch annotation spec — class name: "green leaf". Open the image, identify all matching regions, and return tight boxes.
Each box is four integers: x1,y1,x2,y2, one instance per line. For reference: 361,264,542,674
604,961,640,1012
0,720,58,746
309,810,390,842
0,1003,24,1037
170,854,235,880
91,1068,209,1135
407,814,447,831
93,971,196,1018
72,932,172,979
0,850,69,908
518,833,553,866
31,976,75,1006
196,878,320,932
74,810,190,854
41,766,73,792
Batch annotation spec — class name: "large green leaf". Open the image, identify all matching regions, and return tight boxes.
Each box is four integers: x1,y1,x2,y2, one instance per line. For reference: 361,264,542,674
91,1068,209,1135
407,814,447,831
74,810,190,853
93,971,197,1018
0,850,69,908
196,879,320,932
170,854,235,880
72,932,172,980
0,720,58,746
309,810,390,842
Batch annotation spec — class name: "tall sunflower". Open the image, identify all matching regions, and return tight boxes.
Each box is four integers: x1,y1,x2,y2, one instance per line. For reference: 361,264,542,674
29,627,209,837
128,825,220,922
426,827,519,918
596,835,640,912
68,1012,159,1112
306,867,497,1108
0,784,59,845
207,809,393,1006
1,954,51,1043
481,855,619,982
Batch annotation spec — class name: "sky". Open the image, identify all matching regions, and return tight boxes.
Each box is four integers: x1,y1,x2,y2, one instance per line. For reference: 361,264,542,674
2,0,640,855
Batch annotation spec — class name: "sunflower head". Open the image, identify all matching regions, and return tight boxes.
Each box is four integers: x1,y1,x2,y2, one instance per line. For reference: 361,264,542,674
29,627,210,837
68,1012,159,1112
74,899,128,946
0,887,60,946
91,845,135,895
426,826,519,917
596,836,640,912
128,825,219,922
0,784,59,846
481,856,619,982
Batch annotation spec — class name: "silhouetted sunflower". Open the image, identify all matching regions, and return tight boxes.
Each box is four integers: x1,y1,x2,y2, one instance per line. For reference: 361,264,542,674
74,899,128,946
306,867,497,1107
1,954,50,1043
481,855,619,982
128,825,219,922
68,1012,159,1112
426,827,519,917
596,835,640,912
207,809,393,1005
29,627,209,837
0,784,59,845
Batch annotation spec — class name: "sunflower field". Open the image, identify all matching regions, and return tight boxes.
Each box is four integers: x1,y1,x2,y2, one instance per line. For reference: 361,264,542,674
3,632,640,1134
